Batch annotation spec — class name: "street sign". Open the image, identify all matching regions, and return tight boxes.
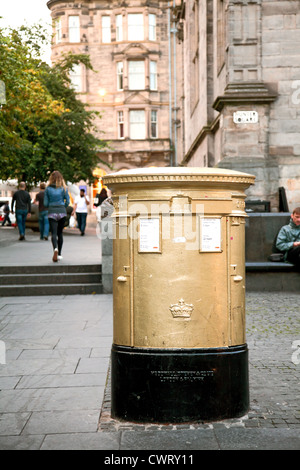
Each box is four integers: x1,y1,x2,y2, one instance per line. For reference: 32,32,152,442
233,110,258,124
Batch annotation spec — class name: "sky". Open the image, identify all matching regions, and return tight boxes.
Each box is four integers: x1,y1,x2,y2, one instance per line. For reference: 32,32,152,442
0,0,52,63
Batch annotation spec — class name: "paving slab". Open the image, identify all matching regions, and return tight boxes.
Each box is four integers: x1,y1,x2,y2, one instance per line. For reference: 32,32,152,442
119,429,220,451
0,216,101,266
40,432,121,451
214,427,300,450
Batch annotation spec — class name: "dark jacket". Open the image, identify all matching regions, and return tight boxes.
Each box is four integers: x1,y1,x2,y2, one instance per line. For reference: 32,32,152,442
12,190,31,212
35,191,47,212
276,218,300,260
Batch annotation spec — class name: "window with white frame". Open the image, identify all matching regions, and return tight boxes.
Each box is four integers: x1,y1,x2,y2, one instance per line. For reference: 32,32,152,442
128,61,145,90
102,16,111,43
150,110,158,138
149,14,156,41
117,62,124,91
69,64,82,92
118,111,125,139
150,61,157,90
129,110,145,139
128,14,144,41
55,18,62,43
116,14,123,41
69,16,80,42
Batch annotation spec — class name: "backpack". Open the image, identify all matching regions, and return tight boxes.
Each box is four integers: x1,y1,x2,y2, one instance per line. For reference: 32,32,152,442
268,229,285,261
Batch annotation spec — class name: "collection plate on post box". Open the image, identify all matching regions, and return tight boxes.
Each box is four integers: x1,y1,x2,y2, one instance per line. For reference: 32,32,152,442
200,217,222,252
139,217,160,253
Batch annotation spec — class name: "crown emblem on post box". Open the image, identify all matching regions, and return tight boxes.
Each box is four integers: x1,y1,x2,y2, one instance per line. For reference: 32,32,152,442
169,299,194,319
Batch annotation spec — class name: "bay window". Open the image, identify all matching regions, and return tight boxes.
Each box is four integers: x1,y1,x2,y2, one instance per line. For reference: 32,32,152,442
102,16,111,43
129,110,145,139
128,61,145,90
69,16,80,43
150,61,157,90
118,111,125,139
117,62,124,91
128,14,144,41
149,14,156,41
116,14,123,41
150,110,158,138
69,64,82,92
55,18,62,43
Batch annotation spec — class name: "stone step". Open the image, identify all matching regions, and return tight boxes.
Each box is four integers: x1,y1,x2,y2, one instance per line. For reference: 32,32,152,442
0,264,103,296
246,262,300,292
0,283,103,296
246,261,295,271
0,264,101,275
0,272,101,286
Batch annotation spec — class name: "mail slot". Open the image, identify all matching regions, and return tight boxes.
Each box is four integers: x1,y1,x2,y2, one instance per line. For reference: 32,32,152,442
103,167,255,423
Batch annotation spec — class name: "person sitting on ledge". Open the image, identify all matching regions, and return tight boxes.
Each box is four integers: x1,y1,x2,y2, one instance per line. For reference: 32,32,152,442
276,207,300,269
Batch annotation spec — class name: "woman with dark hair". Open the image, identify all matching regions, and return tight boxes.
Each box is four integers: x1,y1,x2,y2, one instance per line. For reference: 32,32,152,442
44,171,70,262
94,187,108,207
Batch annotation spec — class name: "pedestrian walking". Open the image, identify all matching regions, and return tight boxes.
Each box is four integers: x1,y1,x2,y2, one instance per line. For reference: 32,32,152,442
73,188,89,236
94,187,108,207
1,201,12,226
44,171,70,262
35,183,49,240
11,182,31,240
276,206,300,269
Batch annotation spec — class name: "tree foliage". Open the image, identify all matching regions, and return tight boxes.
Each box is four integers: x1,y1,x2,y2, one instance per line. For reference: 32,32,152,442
0,24,107,186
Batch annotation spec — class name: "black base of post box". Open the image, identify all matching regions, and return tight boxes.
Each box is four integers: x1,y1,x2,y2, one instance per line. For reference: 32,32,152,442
111,344,249,423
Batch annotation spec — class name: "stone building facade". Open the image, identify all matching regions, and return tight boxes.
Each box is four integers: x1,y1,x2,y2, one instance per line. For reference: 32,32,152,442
175,0,300,211
47,0,174,180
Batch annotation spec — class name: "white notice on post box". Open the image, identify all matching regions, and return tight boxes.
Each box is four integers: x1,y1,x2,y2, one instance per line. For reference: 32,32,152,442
139,218,160,252
200,218,221,252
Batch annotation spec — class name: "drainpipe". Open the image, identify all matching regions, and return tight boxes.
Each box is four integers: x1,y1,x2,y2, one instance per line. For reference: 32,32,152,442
168,2,173,166
172,0,178,167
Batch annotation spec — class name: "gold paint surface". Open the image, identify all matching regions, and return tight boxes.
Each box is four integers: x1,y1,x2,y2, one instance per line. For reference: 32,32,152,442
103,167,255,349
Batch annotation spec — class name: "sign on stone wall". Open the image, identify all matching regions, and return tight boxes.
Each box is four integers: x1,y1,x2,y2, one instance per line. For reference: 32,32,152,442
233,111,258,124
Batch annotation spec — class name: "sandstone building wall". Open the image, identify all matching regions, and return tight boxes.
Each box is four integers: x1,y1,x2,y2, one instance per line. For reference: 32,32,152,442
176,0,300,211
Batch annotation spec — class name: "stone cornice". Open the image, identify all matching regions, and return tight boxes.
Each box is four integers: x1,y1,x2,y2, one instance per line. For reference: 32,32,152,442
47,0,66,9
103,168,255,187
47,0,91,8
213,82,277,112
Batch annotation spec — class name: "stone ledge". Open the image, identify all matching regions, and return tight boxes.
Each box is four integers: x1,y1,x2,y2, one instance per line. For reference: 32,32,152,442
246,262,296,272
213,82,277,112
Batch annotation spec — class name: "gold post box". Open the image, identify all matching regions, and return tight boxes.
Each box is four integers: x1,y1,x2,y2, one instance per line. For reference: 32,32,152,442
103,167,255,423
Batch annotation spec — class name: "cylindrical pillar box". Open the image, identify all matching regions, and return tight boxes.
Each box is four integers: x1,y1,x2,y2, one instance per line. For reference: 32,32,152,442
103,167,255,423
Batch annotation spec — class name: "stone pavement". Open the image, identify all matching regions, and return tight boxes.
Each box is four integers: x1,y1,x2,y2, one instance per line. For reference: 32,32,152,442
0,214,101,266
0,222,299,451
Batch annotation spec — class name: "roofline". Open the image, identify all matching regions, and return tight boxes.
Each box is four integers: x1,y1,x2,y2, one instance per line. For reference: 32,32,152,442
47,0,73,9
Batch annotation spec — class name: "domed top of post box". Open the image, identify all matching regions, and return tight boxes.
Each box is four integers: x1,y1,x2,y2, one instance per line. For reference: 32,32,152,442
103,167,255,189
